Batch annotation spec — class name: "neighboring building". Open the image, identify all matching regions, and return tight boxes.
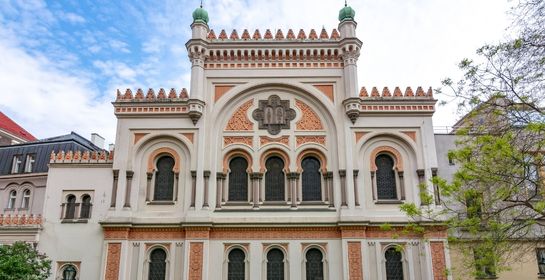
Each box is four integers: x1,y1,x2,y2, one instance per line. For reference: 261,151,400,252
39,4,451,280
0,111,37,145
0,132,102,244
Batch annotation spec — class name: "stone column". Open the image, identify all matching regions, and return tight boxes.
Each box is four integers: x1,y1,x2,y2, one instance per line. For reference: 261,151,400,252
123,171,133,208
287,172,300,208
145,172,153,202
250,172,263,208
202,171,210,208
216,172,226,208
110,169,119,208
326,172,334,208
173,172,179,201
353,170,360,206
190,171,197,208
339,170,347,207
416,169,427,205
432,168,440,205
370,170,377,200
398,171,406,201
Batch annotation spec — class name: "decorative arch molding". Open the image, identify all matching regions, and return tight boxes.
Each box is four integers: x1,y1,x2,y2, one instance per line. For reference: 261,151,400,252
295,99,324,130
147,147,181,173
223,149,253,173
369,146,403,171
131,133,194,171
260,147,291,172
296,148,328,173
225,99,254,131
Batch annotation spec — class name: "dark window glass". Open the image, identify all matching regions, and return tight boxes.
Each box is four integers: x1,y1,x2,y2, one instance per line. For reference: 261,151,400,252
229,157,249,201
474,248,496,278
267,249,284,280
65,195,76,219
376,154,397,200
385,248,404,280
154,156,175,201
80,195,92,219
265,157,285,201
466,192,483,219
148,248,166,280
62,265,77,280
302,157,322,201
305,248,324,280
228,248,245,280
536,248,545,276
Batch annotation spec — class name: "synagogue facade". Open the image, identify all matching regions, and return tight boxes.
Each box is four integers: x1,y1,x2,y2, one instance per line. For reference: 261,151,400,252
38,4,450,280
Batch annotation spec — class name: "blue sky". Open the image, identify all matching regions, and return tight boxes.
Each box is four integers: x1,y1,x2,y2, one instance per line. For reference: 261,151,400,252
0,0,511,145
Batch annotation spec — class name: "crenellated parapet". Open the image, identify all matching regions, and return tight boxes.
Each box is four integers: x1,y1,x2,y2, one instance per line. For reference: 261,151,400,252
207,28,341,41
113,88,204,123
0,214,42,226
343,86,437,123
49,150,114,164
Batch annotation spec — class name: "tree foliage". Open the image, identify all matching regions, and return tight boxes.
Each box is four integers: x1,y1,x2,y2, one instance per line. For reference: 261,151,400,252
0,242,51,280
401,0,545,278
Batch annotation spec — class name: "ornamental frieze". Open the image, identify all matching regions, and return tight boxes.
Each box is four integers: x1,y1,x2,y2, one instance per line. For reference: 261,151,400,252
252,95,296,135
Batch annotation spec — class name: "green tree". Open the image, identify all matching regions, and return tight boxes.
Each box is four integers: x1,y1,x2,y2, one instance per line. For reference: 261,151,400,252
401,0,545,278
0,242,51,280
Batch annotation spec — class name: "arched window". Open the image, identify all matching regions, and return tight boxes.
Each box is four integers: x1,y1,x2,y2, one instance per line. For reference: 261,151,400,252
62,264,77,280
302,157,322,201
385,247,404,280
265,156,285,201
375,154,397,200
65,195,76,219
227,248,246,280
229,157,248,201
148,248,167,280
7,190,16,209
266,248,284,280
154,156,175,201
305,248,324,280
21,189,31,209
80,195,92,219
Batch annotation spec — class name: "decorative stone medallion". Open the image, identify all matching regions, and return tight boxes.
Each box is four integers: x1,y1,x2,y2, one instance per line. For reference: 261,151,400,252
252,95,296,135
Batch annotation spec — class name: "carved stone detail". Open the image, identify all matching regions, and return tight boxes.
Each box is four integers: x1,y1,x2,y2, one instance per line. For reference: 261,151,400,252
295,99,323,130
260,136,289,146
252,95,296,135
225,99,254,131
296,136,326,147
223,136,253,147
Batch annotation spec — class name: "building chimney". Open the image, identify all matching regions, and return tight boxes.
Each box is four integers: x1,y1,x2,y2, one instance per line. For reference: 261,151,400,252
108,143,115,151
91,133,105,149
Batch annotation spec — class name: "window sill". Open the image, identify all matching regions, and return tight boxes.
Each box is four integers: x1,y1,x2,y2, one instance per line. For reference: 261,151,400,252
61,219,88,224
374,200,404,205
146,200,175,205
298,201,329,206
222,202,252,206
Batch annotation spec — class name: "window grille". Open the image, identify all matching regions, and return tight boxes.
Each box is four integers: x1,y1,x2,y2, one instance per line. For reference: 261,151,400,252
265,157,285,201
375,154,397,199
302,157,322,201
65,195,77,219
229,157,249,201
385,248,404,280
154,156,175,200
267,248,284,280
228,248,246,280
148,248,167,280
80,195,92,219
305,248,324,280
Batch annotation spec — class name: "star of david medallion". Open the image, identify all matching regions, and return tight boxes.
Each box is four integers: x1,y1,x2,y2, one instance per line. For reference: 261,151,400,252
252,95,296,135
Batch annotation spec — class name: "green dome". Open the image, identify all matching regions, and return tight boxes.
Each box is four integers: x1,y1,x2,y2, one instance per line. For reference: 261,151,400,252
192,7,209,24
338,4,355,21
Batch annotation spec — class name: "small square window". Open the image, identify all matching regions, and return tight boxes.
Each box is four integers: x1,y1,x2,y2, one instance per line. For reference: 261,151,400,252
11,155,22,174
24,154,36,173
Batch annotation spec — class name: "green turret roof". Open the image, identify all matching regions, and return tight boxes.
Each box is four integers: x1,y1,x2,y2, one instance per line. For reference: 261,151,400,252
192,6,209,24
338,3,355,22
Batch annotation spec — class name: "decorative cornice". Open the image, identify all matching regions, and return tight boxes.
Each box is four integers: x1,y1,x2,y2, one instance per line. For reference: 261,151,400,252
50,150,113,164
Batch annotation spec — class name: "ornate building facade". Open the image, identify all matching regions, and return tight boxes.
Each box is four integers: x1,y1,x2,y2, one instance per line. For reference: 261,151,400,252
38,4,451,280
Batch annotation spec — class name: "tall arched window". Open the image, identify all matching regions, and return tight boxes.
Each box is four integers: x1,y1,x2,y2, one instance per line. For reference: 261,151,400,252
228,248,246,280
305,248,324,280
7,190,16,209
65,195,76,219
266,248,284,280
265,156,285,201
154,156,175,201
302,157,322,201
375,154,397,200
21,189,31,209
385,247,404,280
229,157,249,201
148,248,167,280
80,195,92,219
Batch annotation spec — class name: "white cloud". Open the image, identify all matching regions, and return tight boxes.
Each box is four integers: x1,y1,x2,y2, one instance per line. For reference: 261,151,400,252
62,12,86,24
